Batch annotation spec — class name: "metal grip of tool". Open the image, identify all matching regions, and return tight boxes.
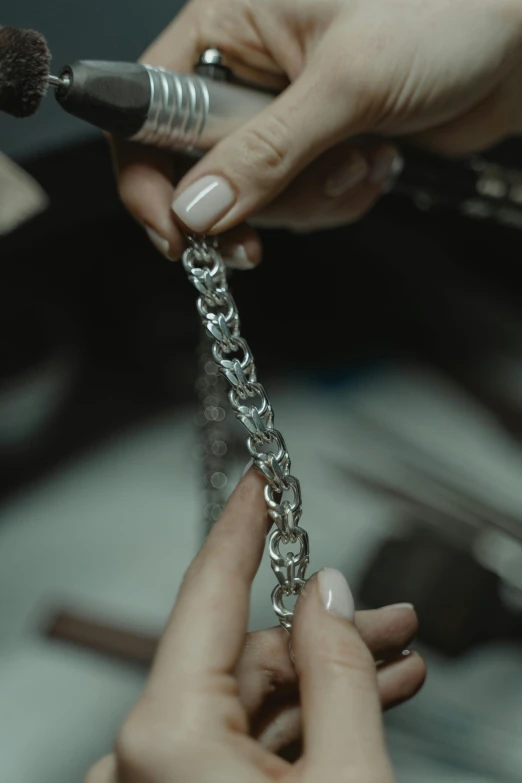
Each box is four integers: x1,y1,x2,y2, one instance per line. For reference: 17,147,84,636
132,64,273,151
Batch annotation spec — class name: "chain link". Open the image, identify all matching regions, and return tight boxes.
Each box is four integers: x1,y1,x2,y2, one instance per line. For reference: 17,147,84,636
183,236,309,631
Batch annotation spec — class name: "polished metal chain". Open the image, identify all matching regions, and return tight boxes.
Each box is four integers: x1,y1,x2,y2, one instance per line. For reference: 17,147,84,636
183,236,309,631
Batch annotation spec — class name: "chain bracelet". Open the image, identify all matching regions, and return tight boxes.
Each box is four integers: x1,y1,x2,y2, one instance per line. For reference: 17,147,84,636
183,236,309,631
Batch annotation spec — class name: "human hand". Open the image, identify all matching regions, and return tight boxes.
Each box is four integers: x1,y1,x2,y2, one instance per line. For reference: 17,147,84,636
85,469,425,782
113,0,522,267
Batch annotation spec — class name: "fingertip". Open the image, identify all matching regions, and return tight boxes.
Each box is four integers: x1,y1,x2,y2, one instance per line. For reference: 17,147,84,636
228,461,268,515
378,651,427,710
171,174,236,234
292,569,358,652
355,604,419,660
222,244,259,270
220,224,262,271
364,142,404,187
143,223,186,262
323,148,369,198
317,568,355,621
112,141,184,257
241,459,254,478
144,225,173,259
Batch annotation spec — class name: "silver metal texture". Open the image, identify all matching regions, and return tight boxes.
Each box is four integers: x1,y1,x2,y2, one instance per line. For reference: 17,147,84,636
183,236,309,631
132,64,272,152
197,48,225,68
135,65,209,151
48,74,70,89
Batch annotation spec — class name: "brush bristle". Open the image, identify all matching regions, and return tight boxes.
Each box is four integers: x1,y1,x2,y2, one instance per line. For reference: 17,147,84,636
0,26,51,118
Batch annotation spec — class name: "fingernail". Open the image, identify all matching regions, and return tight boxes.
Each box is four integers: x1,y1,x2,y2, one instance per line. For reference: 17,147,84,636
376,649,417,675
383,602,415,611
324,151,369,197
241,458,254,478
369,148,402,186
318,568,355,620
382,153,405,193
172,175,236,233
145,226,171,258
224,244,256,271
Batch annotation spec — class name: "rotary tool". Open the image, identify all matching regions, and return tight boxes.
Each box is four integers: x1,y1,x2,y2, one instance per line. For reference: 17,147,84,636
0,27,272,153
3,24,522,231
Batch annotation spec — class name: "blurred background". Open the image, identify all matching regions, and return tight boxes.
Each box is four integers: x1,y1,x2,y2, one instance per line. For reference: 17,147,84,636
4,2,522,781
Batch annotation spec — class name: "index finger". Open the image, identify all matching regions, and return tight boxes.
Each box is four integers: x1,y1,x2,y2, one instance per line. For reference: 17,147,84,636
147,468,270,693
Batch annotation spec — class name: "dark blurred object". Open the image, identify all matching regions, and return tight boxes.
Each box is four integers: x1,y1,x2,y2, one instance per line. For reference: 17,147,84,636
337,417,522,657
358,528,522,657
396,145,522,232
359,204,522,443
0,285,78,462
45,609,156,666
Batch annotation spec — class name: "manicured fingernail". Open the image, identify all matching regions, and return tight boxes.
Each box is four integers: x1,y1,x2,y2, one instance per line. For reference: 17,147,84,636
145,226,171,258
369,148,402,185
375,648,413,668
324,151,369,197
241,458,254,477
383,602,415,611
382,153,405,193
172,175,236,232
224,244,256,270
318,568,355,620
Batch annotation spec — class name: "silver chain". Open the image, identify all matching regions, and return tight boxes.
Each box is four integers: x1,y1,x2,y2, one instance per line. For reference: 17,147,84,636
183,236,309,631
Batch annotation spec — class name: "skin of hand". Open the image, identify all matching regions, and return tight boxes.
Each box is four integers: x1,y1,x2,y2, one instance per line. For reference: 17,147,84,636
112,0,522,268
85,469,425,782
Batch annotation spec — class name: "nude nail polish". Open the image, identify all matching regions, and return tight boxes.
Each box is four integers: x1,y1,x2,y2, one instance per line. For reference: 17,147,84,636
318,568,355,620
145,226,171,258
224,244,256,270
381,153,404,193
383,602,414,611
172,175,236,233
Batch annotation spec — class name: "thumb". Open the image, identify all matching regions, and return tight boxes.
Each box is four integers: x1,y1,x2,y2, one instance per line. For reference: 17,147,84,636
171,61,354,234
291,569,394,778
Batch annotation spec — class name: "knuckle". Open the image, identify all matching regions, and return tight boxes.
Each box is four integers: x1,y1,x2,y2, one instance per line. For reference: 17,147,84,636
238,115,291,178
248,626,284,656
115,704,189,777
243,628,294,687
